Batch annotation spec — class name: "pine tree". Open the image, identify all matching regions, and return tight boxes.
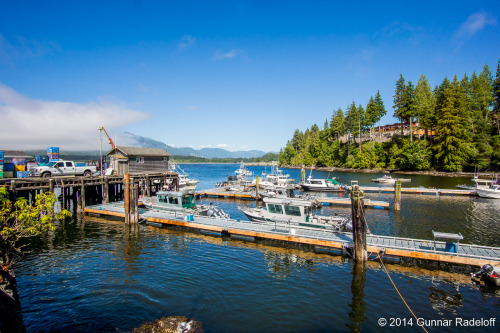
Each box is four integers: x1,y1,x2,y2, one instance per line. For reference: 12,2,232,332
415,74,436,140
404,81,416,143
365,96,378,141
393,74,406,136
434,77,470,171
374,90,387,139
330,108,344,141
493,58,500,133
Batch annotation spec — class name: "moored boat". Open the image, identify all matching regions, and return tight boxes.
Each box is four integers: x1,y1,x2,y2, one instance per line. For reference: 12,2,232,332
301,177,348,192
371,175,396,184
169,160,200,191
239,197,352,232
142,190,230,218
475,185,500,199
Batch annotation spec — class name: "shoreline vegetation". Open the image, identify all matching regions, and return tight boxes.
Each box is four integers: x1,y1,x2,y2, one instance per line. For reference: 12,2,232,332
278,61,500,174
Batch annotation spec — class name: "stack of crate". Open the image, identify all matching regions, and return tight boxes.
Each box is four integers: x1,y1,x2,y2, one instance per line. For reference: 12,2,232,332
47,147,59,161
13,157,29,178
0,151,4,179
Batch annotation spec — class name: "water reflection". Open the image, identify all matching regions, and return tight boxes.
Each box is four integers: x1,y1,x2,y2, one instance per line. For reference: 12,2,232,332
347,261,367,332
428,285,464,315
263,250,318,279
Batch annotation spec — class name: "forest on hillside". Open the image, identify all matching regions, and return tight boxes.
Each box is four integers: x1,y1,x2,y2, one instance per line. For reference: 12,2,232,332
279,59,500,172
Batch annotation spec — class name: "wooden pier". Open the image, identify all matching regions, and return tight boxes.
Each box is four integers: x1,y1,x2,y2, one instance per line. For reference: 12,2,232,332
84,202,500,269
0,172,178,212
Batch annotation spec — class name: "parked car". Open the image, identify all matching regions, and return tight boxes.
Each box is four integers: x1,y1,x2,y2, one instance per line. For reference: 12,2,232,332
29,161,97,178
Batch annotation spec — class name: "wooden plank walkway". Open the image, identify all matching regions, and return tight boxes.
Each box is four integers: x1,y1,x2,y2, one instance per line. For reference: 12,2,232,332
84,202,500,268
359,186,476,196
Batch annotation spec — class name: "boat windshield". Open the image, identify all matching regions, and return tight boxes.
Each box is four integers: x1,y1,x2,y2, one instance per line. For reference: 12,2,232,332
284,205,301,216
267,203,283,214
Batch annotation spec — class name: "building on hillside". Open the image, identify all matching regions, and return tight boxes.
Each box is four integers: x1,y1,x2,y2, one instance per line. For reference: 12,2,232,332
106,146,171,175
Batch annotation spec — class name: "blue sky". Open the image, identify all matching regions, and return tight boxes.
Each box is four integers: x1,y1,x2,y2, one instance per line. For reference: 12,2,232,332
0,1,499,152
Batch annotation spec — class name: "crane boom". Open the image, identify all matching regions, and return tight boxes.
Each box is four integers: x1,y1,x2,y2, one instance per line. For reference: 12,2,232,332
98,126,115,149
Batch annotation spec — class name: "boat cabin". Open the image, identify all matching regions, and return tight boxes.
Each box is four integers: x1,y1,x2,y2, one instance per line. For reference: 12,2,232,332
154,190,196,210
263,197,312,222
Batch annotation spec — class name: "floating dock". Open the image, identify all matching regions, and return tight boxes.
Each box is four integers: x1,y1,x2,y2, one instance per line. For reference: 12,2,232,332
196,188,390,209
85,202,500,268
358,186,476,196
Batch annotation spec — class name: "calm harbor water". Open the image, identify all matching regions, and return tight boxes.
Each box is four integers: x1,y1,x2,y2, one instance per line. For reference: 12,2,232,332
15,164,500,332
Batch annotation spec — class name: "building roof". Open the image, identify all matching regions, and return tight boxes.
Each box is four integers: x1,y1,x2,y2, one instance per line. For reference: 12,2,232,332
106,146,171,157
1,150,34,159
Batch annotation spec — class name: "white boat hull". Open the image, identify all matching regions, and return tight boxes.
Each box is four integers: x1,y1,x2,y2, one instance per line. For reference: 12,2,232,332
475,188,500,199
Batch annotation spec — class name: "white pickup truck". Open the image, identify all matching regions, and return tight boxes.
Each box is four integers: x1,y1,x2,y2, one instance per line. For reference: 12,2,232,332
29,161,97,178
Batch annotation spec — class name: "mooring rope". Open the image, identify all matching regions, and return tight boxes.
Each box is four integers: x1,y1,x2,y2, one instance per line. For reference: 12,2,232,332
378,255,429,333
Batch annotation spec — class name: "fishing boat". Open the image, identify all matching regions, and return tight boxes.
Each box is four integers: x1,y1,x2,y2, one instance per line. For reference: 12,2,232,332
234,162,253,177
142,190,230,218
169,160,200,191
259,185,296,198
456,176,497,191
301,177,348,192
371,175,396,184
259,164,294,185
475,185,500,199
239,197,352,232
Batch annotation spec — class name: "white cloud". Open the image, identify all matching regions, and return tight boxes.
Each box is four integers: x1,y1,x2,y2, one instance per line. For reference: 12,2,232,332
454,11,496,48
212,49,242,60
0,82,150,150
178,35,196,49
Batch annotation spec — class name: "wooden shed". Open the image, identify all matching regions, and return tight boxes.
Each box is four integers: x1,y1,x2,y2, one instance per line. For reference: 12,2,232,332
106,146,171,175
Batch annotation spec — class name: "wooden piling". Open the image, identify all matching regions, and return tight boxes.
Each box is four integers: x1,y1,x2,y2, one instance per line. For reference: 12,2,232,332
103,177,109,203
124,174,130,224
350,185,367,261
394,180,402,211
255,176,260,200
131,184,139,223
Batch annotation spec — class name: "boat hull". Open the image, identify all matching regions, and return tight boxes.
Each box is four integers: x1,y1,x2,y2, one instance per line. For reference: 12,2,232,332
475,188,500,199
300,184,346,192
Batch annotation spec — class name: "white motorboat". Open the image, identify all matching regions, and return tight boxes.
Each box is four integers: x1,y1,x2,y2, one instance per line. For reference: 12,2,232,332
239,197,352,232
260,164,294,185
475,185,500,199
142,190,230,218
301,177,348,192
259,185,296,198
234,162,253,177
372,175,396,184
169,160,200,191
456,176,497,191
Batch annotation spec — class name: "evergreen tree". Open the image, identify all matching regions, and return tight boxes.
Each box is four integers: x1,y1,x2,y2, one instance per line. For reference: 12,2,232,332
404,81,416,143
493,58,500,133
365,96,378,141
393,74,406,135
330,108,345,141
434,77,470,171
414,74,436,140
374,90,387,139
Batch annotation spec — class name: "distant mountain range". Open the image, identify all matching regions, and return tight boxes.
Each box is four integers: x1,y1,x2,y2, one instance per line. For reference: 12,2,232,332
117,132,271,158
23,132,273,159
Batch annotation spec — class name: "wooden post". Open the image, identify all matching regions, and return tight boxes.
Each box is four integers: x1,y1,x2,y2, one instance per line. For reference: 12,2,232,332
350,184,367,261
61,180,65,210
103,177,109,203
394,180,402,211
124,174,130,224
255,176,260,200
131,184,139,223
301,167,305,184
145,175,151,198
78,178,86,213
